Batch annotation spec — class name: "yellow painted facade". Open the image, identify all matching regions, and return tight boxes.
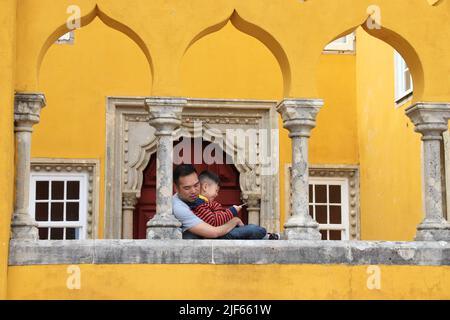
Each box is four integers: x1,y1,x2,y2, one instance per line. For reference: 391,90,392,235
1,0,450,299
7,265,450,300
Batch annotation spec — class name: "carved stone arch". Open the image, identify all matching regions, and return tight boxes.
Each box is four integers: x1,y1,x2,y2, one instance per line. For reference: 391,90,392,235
105,97,280,238
128,117,262,199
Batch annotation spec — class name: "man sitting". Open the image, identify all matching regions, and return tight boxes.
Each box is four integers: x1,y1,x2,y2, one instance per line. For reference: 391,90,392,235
189,170,269,239
172,164,278,239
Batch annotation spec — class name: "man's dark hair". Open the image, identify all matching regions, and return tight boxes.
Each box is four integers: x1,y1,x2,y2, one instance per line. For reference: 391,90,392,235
198,170,220,185
173,164,197,185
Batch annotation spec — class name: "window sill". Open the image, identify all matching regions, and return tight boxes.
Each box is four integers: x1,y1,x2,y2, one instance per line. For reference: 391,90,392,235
8,239,450,266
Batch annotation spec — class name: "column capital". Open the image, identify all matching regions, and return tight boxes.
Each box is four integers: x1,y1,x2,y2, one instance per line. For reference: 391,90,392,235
405,102,450,139
145,97,186,135
276,99,324,138
122,191,138,210
14,93,46,127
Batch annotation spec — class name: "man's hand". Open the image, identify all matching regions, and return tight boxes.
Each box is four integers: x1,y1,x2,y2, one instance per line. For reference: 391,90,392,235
189,216,244,238
232,217,244,227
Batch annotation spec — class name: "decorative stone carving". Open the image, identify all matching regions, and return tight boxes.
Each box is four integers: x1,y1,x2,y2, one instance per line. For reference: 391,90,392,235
277,98,324,240
122,190,138,239
406,102,450,241
11,93,46,240
105,97,280,238
242,192,261,225
144,97,186,239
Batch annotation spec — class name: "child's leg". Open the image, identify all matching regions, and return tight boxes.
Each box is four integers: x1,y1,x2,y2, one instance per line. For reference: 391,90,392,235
220,224,267,240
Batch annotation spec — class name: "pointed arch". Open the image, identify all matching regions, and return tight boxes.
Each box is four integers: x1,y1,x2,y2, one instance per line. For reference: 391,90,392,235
37,5,154,87
361,21,424,101
183,10,291,96
321,19,425,101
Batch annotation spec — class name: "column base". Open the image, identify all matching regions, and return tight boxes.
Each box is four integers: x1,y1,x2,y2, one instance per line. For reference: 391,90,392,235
146,215,182,240
11,213,39,241
283,214,322,240
415,220,450,241
283,226,322,240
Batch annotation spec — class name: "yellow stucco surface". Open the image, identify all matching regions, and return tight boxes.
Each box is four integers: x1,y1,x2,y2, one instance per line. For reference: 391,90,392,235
7,264,450,300
0,0,16,300
356,28,423,240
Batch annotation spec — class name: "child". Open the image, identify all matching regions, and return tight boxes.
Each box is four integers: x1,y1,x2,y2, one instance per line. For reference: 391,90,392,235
188,170,279,240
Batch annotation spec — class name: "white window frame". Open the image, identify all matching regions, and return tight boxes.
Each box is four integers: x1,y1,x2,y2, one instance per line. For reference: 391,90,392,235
394,50,413,103
324,33,356,52
30,172,88,240
309,177,350,241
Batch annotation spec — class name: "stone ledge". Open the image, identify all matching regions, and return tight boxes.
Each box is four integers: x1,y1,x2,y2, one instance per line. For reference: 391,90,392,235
8,240,450,266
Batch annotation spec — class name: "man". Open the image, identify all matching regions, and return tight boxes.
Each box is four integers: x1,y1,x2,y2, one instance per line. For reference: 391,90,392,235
172,164,267,239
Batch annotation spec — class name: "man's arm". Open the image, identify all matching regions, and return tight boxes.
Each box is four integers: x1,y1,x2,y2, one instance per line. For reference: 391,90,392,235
188,217,243,239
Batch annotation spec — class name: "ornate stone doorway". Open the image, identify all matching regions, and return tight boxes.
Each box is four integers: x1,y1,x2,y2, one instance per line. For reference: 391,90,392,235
105,97,280,239
133,139,246,239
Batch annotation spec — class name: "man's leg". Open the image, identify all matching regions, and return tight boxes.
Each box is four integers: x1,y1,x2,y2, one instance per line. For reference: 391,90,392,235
220,224,267,240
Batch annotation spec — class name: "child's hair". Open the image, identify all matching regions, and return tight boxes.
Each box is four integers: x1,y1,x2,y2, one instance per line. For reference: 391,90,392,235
198,170,220,185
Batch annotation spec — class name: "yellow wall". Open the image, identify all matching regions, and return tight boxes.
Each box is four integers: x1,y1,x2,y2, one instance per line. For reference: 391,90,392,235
356,28,422,241
0,0,17,300
7,264,450,300
312,53,358,165
3,0,450,300
35,18,152,238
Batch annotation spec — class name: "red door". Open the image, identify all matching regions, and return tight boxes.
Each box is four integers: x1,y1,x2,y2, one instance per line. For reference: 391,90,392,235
133,139,247,239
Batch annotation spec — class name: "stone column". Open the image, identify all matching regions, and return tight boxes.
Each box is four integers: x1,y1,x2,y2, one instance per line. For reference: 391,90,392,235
406,102,450,241
145,97,186,239
242,193,261,226
11,93,46,240
122,191,138,239
277,99,323,240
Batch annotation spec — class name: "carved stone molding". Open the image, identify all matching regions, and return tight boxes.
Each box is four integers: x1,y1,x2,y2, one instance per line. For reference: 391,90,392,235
31,158,100,239
105,97,280,238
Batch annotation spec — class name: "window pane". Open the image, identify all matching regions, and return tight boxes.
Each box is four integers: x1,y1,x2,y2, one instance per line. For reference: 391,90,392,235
404,69,412,92
66,202,80,221
329,185,341,204
316,205,328,224
67,181,80,200
50,228,64,240
330,206,342,224
309,184,313,203
315,185,327,203
38,228,49,240
51,181,64,200
51,203,64,221
36,181,49,200
66,228,77,240
329,230,342,241
309,205,314,218
35,202,49,222
320,230,328,240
